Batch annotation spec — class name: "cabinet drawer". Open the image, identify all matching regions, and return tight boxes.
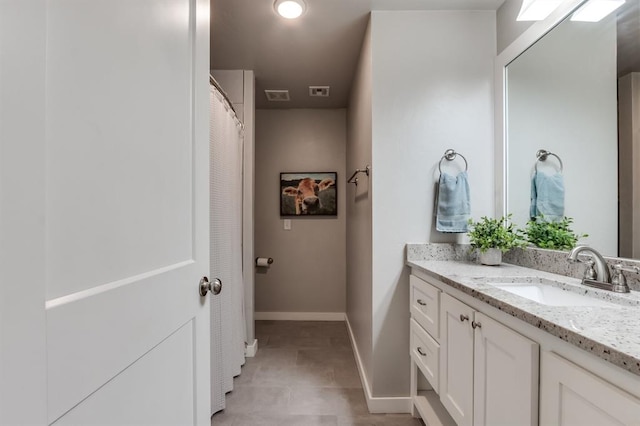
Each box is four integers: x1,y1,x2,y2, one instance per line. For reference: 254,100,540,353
411,318,440,393
410,275,440,339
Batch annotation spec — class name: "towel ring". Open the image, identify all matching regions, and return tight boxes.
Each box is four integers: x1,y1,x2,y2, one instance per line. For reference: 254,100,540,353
535,149,563,172
438,149,468,174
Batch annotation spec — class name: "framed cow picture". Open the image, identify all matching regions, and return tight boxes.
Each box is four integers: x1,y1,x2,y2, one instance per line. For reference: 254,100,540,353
280,172,337,216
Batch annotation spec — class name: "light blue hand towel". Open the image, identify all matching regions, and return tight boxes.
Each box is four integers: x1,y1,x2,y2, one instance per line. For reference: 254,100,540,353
436,171,470,233
530,171,565,221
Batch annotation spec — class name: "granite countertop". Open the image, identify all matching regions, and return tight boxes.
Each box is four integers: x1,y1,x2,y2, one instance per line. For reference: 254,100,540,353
407,259,640,376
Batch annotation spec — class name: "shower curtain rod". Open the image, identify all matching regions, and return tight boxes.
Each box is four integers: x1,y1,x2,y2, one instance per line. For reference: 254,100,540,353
209,74,238,117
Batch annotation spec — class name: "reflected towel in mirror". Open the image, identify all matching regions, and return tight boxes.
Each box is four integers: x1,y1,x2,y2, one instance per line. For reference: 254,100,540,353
436,171,470,233
530,171,564,221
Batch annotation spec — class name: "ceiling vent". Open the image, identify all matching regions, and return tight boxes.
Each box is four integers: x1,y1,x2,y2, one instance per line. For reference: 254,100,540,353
264,89,290,102
309,86,330,97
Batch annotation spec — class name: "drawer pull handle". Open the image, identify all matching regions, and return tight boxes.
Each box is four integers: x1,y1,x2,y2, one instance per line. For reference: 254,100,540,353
472,321,482,329
417,347,427,357
417,299,427,306
459,314,469,322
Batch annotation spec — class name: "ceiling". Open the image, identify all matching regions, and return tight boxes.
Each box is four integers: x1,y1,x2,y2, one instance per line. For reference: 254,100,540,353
210,0,505,109
617,0,640,77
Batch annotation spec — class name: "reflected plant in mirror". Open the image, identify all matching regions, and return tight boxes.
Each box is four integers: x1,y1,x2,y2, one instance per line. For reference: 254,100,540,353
523,215,588,251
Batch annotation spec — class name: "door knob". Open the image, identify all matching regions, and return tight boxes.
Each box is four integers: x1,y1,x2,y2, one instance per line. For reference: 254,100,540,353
199,277,222,296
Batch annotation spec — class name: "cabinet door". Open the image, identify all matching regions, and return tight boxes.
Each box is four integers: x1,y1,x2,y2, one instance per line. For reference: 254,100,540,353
440,293,475,426
541,351,640,426
473,313,539,426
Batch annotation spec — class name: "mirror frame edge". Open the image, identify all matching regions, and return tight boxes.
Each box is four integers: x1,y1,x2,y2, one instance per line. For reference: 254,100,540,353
494,0,588,219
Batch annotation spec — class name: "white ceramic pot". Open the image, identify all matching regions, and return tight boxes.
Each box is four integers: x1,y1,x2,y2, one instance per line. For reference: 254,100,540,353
479,248,502,266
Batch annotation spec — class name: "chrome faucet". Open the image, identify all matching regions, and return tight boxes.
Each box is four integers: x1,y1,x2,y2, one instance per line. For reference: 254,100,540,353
567,246,630,293
567,246,611,283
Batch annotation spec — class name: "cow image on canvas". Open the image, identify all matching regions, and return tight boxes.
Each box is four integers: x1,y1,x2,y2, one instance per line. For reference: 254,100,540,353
280,172,337,216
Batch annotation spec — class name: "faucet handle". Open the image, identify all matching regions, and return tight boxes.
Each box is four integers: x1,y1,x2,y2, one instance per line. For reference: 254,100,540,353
583,260,597,281
611,266,627,285
611,264,631,293
613,263,640,275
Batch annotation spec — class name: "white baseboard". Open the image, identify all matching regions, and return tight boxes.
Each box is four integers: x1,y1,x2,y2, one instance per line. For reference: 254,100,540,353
254,312,346,321
244,339,258,358
345,315,412,414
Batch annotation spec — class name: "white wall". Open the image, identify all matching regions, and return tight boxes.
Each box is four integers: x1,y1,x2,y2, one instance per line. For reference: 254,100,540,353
506,17,618,255
369,10,496,397
254,109,347,315
243,71,256,342
210,70,245,121
346,20,373,385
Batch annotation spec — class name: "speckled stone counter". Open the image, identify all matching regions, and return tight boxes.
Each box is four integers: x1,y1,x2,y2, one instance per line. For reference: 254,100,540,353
406,258,640,376
406,242,640,291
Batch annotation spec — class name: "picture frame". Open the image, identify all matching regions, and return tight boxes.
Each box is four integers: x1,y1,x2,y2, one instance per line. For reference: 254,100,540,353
280,172,337,216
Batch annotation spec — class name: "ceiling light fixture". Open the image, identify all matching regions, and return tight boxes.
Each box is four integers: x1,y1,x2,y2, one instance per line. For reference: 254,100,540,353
571,0,625,22
274,0,306,19
516,0,563,21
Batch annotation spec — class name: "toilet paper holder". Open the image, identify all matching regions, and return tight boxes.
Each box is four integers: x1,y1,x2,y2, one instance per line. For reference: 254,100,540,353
255,257,274,266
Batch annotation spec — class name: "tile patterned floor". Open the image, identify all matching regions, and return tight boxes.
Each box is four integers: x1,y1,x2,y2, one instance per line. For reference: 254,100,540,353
211,320,424,426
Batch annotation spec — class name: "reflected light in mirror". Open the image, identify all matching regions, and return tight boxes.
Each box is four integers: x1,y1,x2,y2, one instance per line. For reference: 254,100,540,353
571,0,626,21
517,0,564,21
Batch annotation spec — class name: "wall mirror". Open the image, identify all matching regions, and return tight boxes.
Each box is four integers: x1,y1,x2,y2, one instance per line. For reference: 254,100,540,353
505,0,640,259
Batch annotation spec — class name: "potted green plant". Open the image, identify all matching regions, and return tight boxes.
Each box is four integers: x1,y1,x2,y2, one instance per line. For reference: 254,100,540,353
523,215,587,251
467,214,526,265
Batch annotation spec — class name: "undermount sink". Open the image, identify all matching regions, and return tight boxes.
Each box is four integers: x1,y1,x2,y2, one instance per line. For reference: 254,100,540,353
482,277,618,308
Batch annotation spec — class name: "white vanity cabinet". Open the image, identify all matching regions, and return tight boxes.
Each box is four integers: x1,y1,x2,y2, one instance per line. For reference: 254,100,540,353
410,273,539,426
409,262,640,426
440,293,539,426
540,351,640,426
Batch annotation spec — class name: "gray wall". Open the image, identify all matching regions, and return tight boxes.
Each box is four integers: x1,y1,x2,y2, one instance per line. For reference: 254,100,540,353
254,109,347,314
497,0,535,53
346,20,373,384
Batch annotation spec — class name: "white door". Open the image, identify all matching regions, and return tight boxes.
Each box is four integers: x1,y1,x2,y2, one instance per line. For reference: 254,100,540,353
0,0,211,424
473,313,539,426
439,293,475,426
540,351,640,426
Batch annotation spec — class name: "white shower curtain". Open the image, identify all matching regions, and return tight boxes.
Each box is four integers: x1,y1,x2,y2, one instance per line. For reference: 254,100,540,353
209,80,246,415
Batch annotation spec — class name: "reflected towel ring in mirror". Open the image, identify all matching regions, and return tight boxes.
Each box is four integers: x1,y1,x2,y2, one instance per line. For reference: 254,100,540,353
535,149,563,172
438,149,468,174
